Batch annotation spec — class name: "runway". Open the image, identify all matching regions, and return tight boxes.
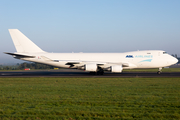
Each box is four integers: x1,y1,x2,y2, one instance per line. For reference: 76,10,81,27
0,69,180,77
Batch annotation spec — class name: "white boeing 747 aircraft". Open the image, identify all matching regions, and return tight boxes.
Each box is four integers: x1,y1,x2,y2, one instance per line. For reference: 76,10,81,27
5,29,178,75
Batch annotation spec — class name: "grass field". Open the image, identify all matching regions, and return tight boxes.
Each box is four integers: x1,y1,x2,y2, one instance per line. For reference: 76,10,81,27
123,68,180,72
0,77,180,119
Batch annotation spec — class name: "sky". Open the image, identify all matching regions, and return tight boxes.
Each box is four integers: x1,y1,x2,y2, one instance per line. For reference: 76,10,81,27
0,0,180,64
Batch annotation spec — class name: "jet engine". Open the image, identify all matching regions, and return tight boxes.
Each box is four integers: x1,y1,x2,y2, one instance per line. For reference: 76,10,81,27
84,63,97,72
110,65,123,73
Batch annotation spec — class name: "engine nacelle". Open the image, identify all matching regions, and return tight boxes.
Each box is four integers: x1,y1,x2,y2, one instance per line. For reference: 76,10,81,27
110,65,123,73
85,63,97,72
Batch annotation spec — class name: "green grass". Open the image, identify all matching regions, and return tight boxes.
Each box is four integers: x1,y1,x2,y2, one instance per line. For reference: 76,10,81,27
123,68,180,72
0,78,180,119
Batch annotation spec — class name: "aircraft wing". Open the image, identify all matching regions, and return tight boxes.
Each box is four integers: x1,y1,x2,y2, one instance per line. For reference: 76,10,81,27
62,60,134,68
40,56,134,68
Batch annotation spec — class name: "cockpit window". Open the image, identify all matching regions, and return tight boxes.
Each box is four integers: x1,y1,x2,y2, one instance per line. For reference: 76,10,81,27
163,52,167,54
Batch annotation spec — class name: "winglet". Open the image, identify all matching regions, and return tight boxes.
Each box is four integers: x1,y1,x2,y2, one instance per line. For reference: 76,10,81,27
8,29,45,53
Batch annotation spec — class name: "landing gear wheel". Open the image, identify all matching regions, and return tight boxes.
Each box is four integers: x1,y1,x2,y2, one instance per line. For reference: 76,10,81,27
97,68,104,75
89,72,97,75
157,71,161,75
89,67,104,75
97,71,104,75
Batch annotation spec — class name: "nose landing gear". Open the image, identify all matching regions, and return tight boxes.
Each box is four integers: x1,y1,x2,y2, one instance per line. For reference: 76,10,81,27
157,67,162,74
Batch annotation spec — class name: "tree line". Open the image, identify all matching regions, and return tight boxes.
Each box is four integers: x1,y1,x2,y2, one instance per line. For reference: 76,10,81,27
0,62,55,70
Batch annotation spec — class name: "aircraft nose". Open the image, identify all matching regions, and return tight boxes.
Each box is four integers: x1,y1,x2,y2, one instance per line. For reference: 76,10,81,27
171,57,178,65
174,57,178,64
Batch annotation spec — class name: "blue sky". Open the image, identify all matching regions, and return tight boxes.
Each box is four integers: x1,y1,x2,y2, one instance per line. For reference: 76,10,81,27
0,0,180,64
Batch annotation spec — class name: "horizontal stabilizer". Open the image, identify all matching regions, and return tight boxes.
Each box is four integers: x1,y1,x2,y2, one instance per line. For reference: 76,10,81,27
4,52,35,58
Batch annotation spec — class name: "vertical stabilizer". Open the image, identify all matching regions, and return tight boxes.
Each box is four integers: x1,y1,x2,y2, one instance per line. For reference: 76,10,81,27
8,29,45,53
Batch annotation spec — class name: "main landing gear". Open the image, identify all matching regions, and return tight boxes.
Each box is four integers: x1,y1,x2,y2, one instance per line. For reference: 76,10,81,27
157,67,162,75
89,67,104,75
97,68,104,75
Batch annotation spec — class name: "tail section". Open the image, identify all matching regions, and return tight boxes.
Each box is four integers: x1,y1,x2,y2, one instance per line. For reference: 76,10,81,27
8,29,45,53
